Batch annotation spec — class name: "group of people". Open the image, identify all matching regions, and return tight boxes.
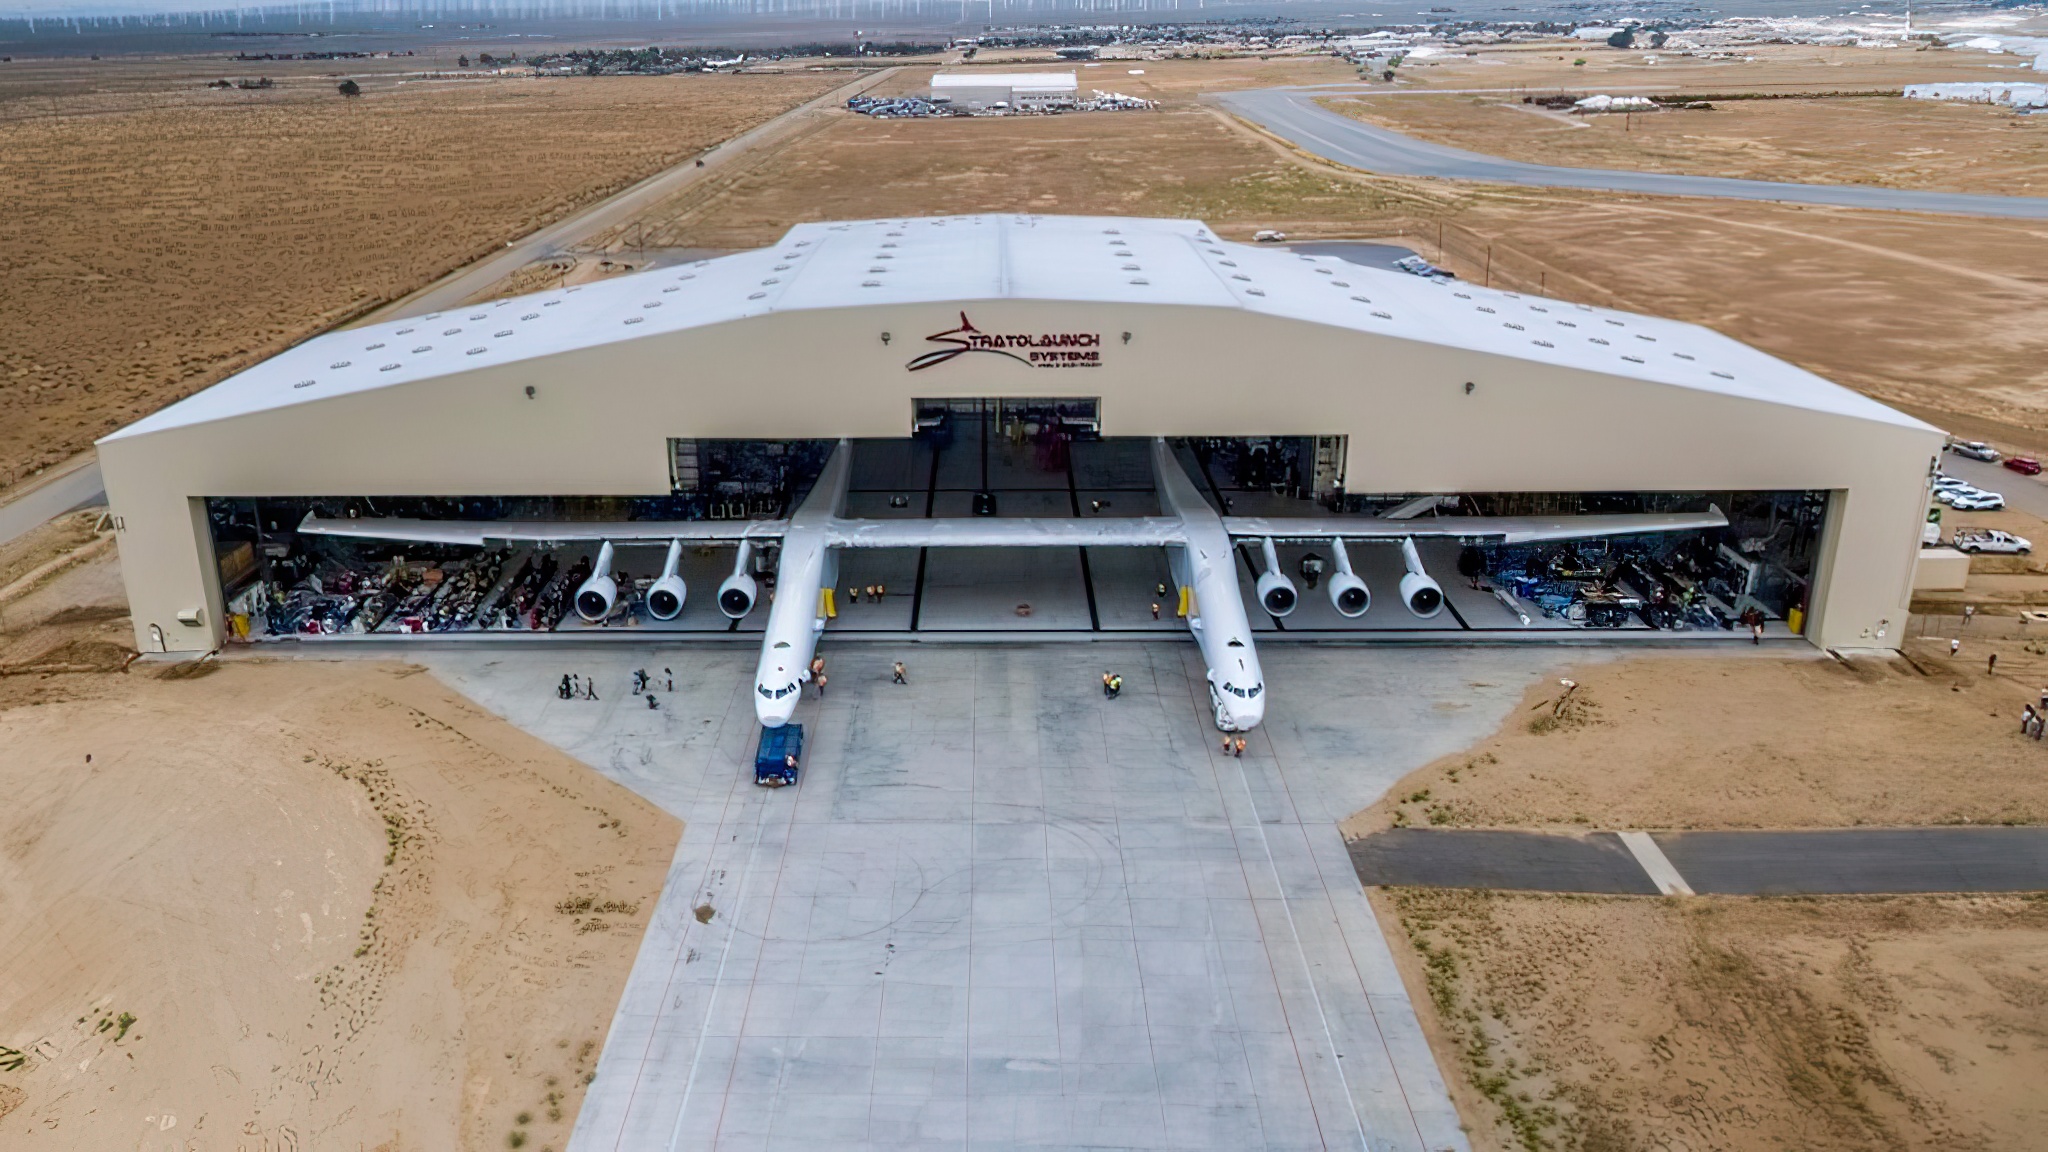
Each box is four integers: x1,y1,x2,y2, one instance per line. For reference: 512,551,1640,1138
801,656,911,701
1101,670,1124,698
2021,687,2048,740
846,584,888,606
556,667,675,711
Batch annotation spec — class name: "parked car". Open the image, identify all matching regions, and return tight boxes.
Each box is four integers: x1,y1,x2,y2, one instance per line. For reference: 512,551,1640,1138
2006,456,2043,475
1948,440,2001,462
1254,229,1288,242
1950,491,2007,511
1932,475,1973,492
1953,529,2031,554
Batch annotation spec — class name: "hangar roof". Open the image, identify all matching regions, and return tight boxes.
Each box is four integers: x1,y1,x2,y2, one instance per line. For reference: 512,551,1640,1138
106,214,1934,441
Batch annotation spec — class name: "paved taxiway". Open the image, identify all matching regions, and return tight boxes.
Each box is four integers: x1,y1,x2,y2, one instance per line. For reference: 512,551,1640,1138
1221,88,2048,221
417,641,1582,1151
1352,826,2048,895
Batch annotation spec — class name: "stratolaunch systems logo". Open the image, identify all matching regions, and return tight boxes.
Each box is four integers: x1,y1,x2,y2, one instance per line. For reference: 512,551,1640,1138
906,312,1102,372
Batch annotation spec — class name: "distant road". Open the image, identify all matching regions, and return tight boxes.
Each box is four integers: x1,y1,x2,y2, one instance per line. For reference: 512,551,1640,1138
1221,88,2048,221
0,460,104,549
361,67,898,323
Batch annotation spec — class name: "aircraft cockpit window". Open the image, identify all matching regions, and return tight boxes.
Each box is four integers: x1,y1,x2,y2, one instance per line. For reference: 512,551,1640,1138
757,685,773,698
1248,684,1263,698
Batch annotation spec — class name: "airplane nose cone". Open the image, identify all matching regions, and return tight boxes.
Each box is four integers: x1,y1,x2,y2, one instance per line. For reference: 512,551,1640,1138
1235,694,1265,731
756,689,797,729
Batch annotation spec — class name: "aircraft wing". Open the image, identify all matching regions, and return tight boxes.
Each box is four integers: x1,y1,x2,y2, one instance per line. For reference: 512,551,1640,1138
827,517,1189,549
1222,505,1727,546
295,513,788,548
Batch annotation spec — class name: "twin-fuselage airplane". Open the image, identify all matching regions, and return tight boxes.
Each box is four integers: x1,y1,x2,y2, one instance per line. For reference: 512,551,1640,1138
299,439,1723,732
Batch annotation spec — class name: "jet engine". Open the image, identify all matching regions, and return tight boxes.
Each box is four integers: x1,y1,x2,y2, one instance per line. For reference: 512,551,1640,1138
646,539,687,621
1254,537,1298,618
1327,538,1370,618
574,541,619,622
718,540,758,619
1398,537,1444,619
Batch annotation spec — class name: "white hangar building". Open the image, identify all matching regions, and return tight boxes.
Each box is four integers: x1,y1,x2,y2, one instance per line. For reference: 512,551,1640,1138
929,71,1078,110
98,214,1940,689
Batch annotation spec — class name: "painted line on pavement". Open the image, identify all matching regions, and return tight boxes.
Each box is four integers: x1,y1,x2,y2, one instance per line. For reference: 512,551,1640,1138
1618,831,1695,897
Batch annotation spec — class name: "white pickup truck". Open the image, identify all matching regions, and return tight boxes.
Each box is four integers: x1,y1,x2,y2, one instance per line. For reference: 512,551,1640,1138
1953,529,2032,555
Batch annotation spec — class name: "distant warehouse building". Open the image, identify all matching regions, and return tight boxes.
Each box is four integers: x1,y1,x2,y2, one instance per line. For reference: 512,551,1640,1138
930,71,1077,111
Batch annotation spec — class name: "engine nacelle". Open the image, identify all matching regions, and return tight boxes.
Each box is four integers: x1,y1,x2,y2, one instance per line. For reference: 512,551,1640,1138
1398,537,1443,619
574,541,618,621
718,541,758,619
646,539,686,620
1255,537,1297,617
1329,572,1371,618
1400,571,1444,618
1327,538,1369,617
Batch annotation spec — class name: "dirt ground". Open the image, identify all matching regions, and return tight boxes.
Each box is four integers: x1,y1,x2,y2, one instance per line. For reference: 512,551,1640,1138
1310,39,2048,194
1373,887,2048,1152
1322,91,2048,196
0,556,679,1150
1344,648,2048,834
0,60,840,490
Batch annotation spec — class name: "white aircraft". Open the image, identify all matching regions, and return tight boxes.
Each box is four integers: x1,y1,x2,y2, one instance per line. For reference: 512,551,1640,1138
298,439,1724,732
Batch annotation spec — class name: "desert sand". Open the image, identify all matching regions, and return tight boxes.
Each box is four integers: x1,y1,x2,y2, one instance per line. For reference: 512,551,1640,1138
0,65,840,491
0,553,679,1150
1374,887,2048,1152
1346,642,2048,1151
1346,650,2048,834
1322,91,2048,197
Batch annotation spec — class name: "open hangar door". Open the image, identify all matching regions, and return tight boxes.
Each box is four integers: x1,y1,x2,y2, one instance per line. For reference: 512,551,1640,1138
203,440,836,641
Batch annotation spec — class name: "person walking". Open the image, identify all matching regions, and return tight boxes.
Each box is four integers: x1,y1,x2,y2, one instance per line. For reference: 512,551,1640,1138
811,655,826,679
664,667,673,691
585,678,599,701
892,661,907,685
1150,602,1160,620
1103,671,1114,698
876,583,887,602
646,693,659,710
1109,673,1123,699
865,584,877,604
1951,638,1962,658
1990,652,2000,676
1156,582,1168,598
815,671,828,699
2024,704,2036,735
1221,734,1233,756
1234,736,1246,758
559,674,573,700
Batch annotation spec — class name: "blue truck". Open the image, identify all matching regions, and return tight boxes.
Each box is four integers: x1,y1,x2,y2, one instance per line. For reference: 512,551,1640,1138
755,723,803,787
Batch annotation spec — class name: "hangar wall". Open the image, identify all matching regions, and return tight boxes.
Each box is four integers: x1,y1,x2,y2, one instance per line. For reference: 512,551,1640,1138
98,299,1941,654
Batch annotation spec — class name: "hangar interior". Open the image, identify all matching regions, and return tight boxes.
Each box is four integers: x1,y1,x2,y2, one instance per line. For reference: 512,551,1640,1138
207,402,1823,642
